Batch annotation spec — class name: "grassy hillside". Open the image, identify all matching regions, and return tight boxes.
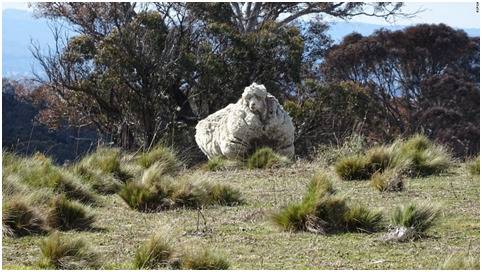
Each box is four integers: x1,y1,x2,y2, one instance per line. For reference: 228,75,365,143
2,143,480,269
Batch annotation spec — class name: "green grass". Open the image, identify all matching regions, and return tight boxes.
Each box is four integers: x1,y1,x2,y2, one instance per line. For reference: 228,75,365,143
391,203,440,236
3,153,96,203
46,195,95,231
441,253,480,269
3,198,48,237
247,147,290,169
370,168,404,192
38,232,100,269
180,247,230,269
136,145,182,174
133,233,174,269
335,135,452,180
2,151,479,269
334,155,371,180
467,156,480,176
272,172,383,234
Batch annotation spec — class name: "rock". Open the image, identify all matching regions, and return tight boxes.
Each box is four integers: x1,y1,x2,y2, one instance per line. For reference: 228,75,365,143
195,83,295,160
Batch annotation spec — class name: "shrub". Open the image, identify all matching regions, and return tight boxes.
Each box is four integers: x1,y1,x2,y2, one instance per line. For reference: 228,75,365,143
467,155,480,176
118,182,161,211
136,145,181,174
247,147,290,169
370,168,404,192
133,233,174,269
334,155,370,180
3,198,48,237
38,232,100,269
47,196,95,231
391,203,440,236
441,253,480,270
180,248,230,270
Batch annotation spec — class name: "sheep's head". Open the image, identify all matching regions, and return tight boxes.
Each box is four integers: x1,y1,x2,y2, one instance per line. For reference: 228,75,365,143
241,83,268,118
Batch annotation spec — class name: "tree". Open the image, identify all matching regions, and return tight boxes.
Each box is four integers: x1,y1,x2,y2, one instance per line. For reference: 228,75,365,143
31,2,408,153
321,24,480,156
32,3,200,149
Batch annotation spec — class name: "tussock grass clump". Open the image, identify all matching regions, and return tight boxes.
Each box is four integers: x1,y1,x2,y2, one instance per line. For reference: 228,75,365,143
247,147,290,169
180,248,230,270
272,172,382,234
467,155,480,176
119,174,243,212
441,253,480,270
386,203,440,241
72,165,123,194
47,196,95,231
118,182,160,211
395,134,451,177
317,134,366,165
38,232,100,269
335,134,452,181
3,198,48,237
334,155,370,180
201,183,244,206
344,205,384,233
133,233,174,269
3,153,96,204
206,156,228,171
370,168,404,192
77,147,130,180
136,145,182,174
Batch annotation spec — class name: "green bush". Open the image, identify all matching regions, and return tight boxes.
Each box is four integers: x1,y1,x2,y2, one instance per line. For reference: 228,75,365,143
136,145,181,174
247,147,290,169
38,232,100,269
467,155,480,176
3,198,48,237
180,248,230,270
47,196,95,231
391,203,440,235
133,233,174,269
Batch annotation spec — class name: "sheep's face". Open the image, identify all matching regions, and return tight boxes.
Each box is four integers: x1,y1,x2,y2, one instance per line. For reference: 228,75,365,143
242,83,268,116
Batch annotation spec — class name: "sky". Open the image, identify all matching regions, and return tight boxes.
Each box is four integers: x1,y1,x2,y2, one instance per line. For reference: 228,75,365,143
2,1,480,29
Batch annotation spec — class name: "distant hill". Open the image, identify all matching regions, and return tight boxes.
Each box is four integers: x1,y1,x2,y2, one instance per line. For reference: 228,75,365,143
2,8,480,78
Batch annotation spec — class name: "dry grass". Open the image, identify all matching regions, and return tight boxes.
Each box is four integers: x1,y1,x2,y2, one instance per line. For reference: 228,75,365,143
2,153,479,269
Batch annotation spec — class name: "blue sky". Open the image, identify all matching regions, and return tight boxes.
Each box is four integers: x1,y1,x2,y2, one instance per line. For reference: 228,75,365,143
2,1,480,28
